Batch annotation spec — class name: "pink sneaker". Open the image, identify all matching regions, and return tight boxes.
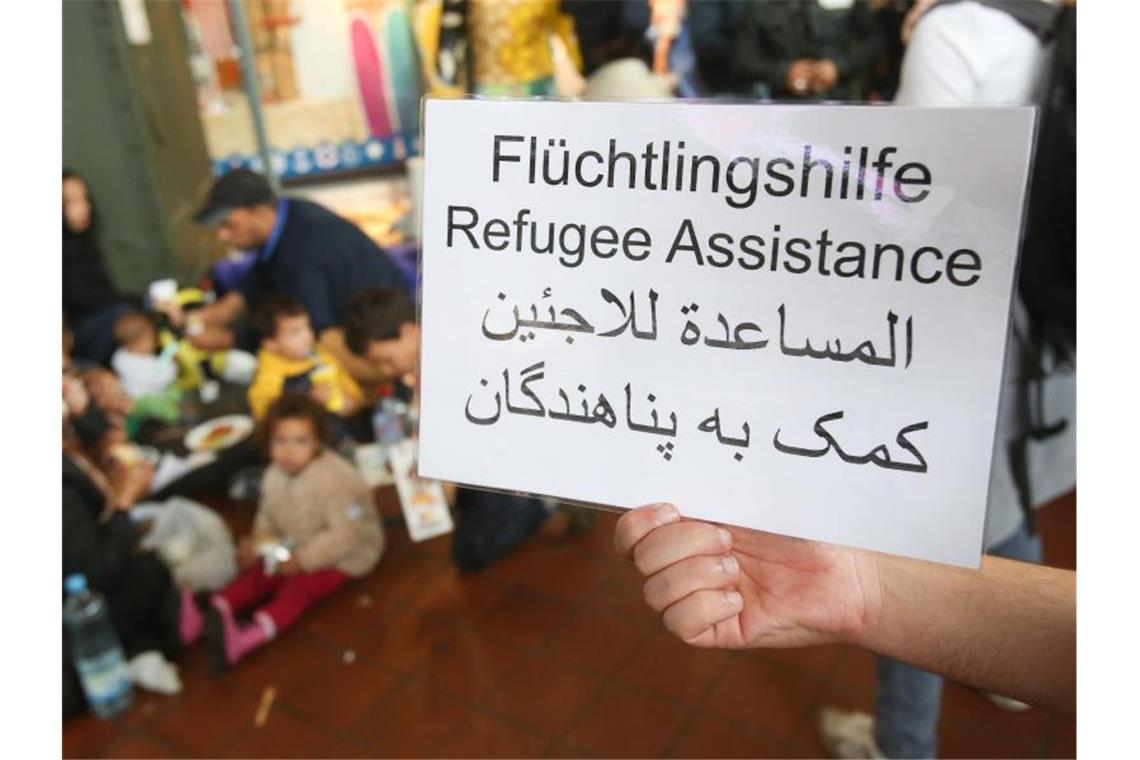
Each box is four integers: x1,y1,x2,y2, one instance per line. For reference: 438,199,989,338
179,588,204,647
205,596,268,669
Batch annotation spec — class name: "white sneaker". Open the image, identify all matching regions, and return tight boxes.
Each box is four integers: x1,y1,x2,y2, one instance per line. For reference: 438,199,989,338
817,707,886,759
986,692,1032,712
127,651,183,695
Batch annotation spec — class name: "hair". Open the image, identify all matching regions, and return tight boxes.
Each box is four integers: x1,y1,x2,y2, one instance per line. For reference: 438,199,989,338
251,294,309,342
62,168,96,237
344,288,417,356
112,311,156,347
260,393,332,452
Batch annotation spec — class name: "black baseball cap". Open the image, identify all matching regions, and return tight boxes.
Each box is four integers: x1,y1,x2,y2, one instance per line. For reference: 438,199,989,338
194,168,276,225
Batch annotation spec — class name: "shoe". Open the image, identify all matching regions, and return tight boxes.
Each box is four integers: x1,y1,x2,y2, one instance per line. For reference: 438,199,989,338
204,597,267,670
179,588,204,647
986,692,1032,712
127,651,182,695
818,707,885,759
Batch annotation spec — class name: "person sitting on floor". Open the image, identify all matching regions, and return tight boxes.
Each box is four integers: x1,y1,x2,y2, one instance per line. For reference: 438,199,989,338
246,295,365,421
110,311,179,400
200,394,385,667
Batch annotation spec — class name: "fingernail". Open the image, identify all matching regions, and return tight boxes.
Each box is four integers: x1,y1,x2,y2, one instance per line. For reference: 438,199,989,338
725,590,743,610
721,555,738,576
654,503,679,525
716,527,732,549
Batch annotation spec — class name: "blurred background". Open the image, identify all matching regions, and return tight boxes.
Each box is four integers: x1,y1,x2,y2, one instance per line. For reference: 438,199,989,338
61,1,1076,758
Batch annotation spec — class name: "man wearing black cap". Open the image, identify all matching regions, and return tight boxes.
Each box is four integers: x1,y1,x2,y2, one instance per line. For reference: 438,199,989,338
184,169,408,366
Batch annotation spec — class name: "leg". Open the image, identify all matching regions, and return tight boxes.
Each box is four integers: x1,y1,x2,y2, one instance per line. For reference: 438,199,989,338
215,560,283,615
452,489,548,572
104,552,181,660
255,568,351,634
874,657,944,758
205,562,284,670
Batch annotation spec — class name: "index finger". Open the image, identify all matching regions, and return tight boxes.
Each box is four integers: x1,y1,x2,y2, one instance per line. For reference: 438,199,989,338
614,502,681,557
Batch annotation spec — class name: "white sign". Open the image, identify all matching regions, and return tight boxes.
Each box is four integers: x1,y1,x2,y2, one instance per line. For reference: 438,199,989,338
417,99,1035,567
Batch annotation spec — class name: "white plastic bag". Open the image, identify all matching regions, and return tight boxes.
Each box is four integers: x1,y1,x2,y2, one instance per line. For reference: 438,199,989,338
133,497,237,592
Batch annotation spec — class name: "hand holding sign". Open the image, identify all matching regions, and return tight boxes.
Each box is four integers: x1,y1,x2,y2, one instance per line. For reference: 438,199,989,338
614,503,878,649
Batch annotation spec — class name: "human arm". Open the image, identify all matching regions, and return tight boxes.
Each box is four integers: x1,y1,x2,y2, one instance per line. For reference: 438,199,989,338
107,459,155,510
319,328,390,386
185,292,244,350
245,363,279,421
614,504,1075,715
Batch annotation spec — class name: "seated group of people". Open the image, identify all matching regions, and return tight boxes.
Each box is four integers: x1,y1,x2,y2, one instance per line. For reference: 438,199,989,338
62,168,545,718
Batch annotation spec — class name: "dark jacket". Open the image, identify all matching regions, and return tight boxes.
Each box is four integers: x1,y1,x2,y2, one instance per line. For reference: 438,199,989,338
62,455,140,593
237,198,407,333
733,0,883,100
62,223,122,324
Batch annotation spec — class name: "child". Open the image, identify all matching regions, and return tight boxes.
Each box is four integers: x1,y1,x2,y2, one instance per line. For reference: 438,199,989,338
247,295,364,420
110,311,179,400
203,394,384,667
341,288,578,570
341,287,420,386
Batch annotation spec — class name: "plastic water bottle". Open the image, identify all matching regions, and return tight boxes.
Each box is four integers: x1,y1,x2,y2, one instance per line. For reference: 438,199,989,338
372,391,408,445
63,574,132,718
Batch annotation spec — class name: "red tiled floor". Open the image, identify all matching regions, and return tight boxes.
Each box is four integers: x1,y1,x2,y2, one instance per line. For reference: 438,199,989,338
410,567,513,633
220,707,369,759
436,712,549,758
64,490,1077,758
664,712,790,759
474,587,565,649
63,714,134,759
540,603,649,676
614,628,729,706
485,656,606,735
223,628,342,697
1045,716,1077,758
351,681,479,758
543,737,603,758
360,605,459,674
299,586,397,652
144,680,261,757
767,643,846,677
416,626,531,702
490,542,613,603
564,683,688,758
1040,489,1077,570
702,654,822,737
282,651,405,730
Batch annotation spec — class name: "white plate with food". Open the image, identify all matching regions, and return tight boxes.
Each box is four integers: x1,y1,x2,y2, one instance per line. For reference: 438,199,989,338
184,414,254,453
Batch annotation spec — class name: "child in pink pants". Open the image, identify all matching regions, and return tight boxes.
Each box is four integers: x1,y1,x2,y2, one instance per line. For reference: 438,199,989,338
203,395,384,668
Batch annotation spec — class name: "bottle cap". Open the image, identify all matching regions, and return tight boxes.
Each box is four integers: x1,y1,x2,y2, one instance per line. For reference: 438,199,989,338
64,574,87,595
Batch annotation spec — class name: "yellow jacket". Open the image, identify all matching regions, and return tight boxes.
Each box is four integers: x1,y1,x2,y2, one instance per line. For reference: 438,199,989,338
248,346,364,420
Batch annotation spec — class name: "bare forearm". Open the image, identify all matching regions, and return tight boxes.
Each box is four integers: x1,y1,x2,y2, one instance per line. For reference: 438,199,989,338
858,554,1075,714
189,325,236,351
199,292,245,327
319,328,389,385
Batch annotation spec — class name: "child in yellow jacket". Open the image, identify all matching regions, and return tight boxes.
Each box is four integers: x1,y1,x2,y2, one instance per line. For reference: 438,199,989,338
246,295,364,420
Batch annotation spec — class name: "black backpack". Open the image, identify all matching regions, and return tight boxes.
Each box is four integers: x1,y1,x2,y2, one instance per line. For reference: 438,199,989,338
1017,6,1076,361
